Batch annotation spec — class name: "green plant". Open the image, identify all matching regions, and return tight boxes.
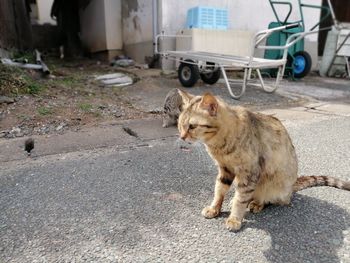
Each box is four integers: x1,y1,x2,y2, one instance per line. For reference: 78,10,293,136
27,82,43,94
17,114,31,121
12,51,35,63
37,107,52,115
79,103,93,112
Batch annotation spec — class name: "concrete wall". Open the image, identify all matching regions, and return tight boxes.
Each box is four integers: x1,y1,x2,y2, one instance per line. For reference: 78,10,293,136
160,0,322,70
122,0,154,63
35,0,56,25
105,0,123,51
80,0,122,58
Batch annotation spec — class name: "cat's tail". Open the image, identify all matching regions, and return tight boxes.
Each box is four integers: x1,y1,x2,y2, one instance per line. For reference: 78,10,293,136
293,176,350,192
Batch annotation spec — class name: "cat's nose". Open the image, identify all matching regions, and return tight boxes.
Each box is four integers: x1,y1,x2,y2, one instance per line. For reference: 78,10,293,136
180,132,187,140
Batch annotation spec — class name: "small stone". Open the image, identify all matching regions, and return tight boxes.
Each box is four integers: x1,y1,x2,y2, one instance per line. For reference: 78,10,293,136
274,244,280,250
0,96,15,104
331,239,341,246
12,127,21,133
56,125,64,131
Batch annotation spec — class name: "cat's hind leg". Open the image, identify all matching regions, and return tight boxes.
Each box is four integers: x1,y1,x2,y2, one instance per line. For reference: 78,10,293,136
273,192,292,206
248,200,265,213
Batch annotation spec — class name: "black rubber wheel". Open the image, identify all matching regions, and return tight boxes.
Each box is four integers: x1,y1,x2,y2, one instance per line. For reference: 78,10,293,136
178,60,200,87
290,51,312,79
200,70,221,84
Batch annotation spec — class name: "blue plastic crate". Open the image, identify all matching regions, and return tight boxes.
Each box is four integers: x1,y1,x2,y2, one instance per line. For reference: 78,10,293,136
186,6,228,30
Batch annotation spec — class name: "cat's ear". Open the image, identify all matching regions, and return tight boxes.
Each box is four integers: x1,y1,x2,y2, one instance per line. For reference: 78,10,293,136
200,93,218,116
178,89,194,105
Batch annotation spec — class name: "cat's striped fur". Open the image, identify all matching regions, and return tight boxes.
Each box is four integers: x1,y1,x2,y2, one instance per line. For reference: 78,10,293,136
162,88,183,128
177,91,350,231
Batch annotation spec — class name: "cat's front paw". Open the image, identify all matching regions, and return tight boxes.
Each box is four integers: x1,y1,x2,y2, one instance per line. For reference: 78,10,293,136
225,217,242,231
201,206,220,219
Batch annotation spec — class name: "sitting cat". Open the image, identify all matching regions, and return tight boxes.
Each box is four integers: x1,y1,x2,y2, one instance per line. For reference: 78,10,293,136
162,88,183,128
177,90,350,231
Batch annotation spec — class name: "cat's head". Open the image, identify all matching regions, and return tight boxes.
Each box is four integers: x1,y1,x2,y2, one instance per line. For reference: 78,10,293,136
177,90,220,142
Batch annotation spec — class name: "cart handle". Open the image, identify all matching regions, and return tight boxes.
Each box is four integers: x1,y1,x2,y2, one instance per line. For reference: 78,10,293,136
254,23,300,47
300,3,331,31
285,23,300,30
256,26,332,61
154,33,192,55
269,0,293,25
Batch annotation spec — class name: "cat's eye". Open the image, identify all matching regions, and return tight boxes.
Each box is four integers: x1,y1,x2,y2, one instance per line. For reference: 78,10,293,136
189,124,198,130
201,125,213,129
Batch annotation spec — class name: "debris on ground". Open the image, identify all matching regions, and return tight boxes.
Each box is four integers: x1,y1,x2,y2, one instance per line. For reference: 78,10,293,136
1,49,50,77
110,55,135,68
0,58,156,139
1,58,45,71
0,63,28,96
35,49,50,75
0,96,15,104
24,138,34,155
95,73,133,87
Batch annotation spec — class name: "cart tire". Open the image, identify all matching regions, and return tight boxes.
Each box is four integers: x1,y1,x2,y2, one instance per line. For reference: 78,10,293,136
178,60,200,87
291,51,312,78
200,70,221,85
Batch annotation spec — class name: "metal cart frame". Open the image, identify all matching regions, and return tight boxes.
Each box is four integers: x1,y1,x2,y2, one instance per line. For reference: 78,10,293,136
155,23,314,99
326,0,350,77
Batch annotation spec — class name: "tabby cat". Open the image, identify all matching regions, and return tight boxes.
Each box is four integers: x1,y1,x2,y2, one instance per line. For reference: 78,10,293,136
162,88,183,128
177,90,350,231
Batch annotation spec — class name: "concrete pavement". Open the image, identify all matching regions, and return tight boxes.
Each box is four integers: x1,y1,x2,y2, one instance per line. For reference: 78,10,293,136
1,107,350,262
1,74,350,262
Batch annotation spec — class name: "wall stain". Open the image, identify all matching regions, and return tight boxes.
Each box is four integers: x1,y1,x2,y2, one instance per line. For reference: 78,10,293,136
132,15,141,31
122,0,139,17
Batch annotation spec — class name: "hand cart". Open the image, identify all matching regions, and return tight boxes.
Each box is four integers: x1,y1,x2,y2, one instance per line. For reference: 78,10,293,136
265,0,331,78
155,23,314,99
320,0,350,78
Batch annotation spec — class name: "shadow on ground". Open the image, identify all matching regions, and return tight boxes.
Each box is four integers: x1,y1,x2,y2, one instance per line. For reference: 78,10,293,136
245,193,350,263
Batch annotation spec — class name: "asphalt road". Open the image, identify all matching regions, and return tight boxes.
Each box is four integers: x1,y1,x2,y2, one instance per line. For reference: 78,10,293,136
1,115,350,262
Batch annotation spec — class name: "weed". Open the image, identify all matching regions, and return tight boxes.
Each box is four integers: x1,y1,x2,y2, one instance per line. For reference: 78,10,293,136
13,51,35,64
17,114,31,121
79,103,93,112
26,82,44,94
37,107,52,115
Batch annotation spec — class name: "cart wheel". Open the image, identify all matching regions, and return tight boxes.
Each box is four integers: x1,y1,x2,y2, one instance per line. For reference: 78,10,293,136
200,70,221,85
291,51,312,78
178,60,200,87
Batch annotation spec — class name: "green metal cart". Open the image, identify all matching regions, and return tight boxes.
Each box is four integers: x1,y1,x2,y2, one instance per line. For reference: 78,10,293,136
265,0,330,78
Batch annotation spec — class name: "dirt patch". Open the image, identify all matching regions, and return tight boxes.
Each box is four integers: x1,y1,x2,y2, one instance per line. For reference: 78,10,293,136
0,58,159,139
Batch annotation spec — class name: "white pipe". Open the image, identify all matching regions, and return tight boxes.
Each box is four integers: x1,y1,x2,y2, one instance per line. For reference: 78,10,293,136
152,0,158,54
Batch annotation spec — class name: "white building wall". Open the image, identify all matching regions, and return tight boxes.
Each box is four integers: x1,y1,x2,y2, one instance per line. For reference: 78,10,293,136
105,0,123,50
123,0,153,45
122,0,154,63
32,0,56,25
80,0,123,56
160,0,322,69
